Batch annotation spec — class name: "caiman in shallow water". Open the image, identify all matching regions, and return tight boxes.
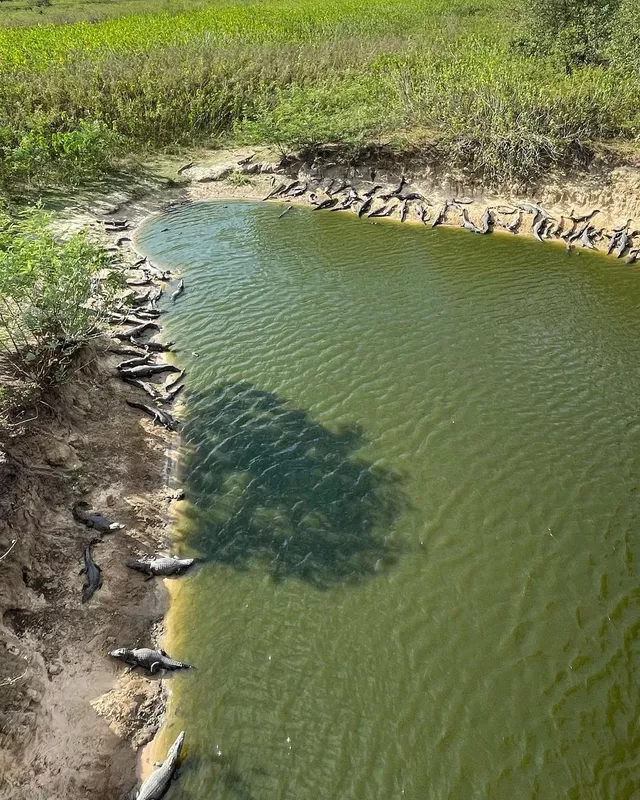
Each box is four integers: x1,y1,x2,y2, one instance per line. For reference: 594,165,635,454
109,647,193,673
133,730,185,800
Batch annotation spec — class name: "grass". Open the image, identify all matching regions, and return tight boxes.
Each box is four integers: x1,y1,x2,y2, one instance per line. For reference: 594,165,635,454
0,0,638,190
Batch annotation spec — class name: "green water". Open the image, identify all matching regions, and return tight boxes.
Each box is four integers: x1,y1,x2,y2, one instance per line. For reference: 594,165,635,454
135,201,640,800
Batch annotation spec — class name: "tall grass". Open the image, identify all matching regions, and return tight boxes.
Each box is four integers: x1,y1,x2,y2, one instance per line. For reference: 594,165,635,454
0,0,638,189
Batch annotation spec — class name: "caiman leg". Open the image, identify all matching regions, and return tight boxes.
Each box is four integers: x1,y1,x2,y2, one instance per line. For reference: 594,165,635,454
150,661,161,674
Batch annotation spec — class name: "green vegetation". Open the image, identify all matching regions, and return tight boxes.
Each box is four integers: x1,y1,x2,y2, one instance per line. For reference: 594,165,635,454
0,207,115,417
0,0,215,28
514,0,620,70
0,0,638,191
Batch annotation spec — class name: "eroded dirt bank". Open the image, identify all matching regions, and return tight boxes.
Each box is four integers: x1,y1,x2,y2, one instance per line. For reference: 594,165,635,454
134,145,640,257
2,144,640,800
57,145,640,256
0,346,178,799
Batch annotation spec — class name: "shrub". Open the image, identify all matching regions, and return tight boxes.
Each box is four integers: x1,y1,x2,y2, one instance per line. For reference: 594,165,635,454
608,0,640,74
0,206,116,386
513,0,620,71
0,118,122,188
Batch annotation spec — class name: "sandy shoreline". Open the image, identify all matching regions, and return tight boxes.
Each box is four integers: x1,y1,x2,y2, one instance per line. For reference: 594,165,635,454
0,342,178,799
2,145,640,799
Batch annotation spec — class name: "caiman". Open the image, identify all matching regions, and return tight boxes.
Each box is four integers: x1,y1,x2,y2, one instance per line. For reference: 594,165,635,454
431,202,448,228
127,555,199,578
280,180,300,196
460,208,479,233
171,279,185,302
417,205,430,225
313,197,338,211
569,208,600,224
390,175,406,196
73,502,125,533
114,322,161,341
327,179,348,196
81,542,102,603
579,225,596,250
532,213,549,242
126,400,180,431
148,263,173,282
159,383,184,405
288,183,308,198
362,185,382,198
164,370,185,391
626,248,640,265
357,197,374,218
117,353,154,371
133,730,185,800
122,377,162,401
478,207,493,235
263,183,286,201
109,647,193,673
145,341,175,353
615,227,634,259
506,212,522,233
607,230,622,255
119,364,180,379
368,204,390,219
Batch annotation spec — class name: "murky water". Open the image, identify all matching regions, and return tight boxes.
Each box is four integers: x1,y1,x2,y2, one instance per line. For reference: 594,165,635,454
135,201,640,800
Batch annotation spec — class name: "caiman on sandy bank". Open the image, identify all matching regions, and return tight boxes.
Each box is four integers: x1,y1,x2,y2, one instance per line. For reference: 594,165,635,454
109,647,194,674
133,730,186,800
127,555,199,578
73,502,125,533
81,542,102,603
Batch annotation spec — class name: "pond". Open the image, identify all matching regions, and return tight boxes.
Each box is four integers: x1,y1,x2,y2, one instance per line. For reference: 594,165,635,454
134,200,640,799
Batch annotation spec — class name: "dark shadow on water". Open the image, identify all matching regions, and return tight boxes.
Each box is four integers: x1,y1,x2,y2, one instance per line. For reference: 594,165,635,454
180,382,406,588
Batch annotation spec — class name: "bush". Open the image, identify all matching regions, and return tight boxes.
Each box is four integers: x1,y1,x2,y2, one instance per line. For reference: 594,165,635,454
608,0,640,74
513,0,620,71
0,118,122,189
0,207,116,386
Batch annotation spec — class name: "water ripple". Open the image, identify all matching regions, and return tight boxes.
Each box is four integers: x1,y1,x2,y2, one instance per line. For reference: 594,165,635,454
135,201,640,800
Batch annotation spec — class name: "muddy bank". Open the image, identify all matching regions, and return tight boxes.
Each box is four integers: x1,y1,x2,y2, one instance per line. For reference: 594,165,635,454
124,146,640,258
0,344,179,800
53,144,640,264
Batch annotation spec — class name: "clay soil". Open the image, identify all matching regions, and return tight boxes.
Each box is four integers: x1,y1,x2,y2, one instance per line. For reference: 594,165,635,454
0,345,179,800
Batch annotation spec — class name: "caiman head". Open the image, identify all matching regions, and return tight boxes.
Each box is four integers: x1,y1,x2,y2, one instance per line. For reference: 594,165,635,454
108,648,129,660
